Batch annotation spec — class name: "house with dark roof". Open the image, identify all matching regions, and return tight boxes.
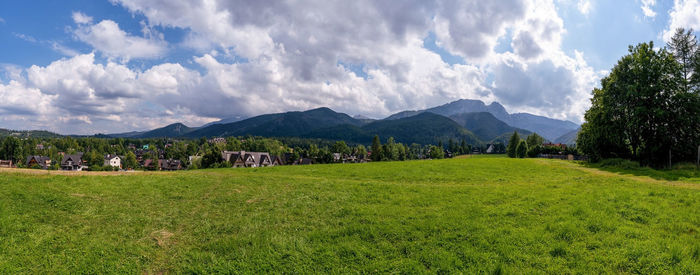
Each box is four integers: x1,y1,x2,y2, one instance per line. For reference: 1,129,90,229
221,151,277,168
159,159,183,171
26,155,51,169
61,153,88,171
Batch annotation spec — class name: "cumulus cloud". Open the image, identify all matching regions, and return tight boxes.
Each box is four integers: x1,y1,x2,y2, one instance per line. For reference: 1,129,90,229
577,0,592,15
73,14,167,61
662,0,700,42
72,11,93,24
0,0,603,134
641,0,657,18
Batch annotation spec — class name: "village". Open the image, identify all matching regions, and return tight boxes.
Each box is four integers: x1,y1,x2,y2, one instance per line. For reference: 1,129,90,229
0,134,574,172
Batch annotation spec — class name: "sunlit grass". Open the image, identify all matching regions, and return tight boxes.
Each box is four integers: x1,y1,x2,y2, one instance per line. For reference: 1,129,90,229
0,156,698,273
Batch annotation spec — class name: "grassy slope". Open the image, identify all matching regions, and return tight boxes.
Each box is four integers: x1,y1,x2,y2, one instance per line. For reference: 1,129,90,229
0,157,698,273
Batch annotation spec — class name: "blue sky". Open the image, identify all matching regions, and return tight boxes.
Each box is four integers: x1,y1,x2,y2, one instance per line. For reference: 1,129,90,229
0,0,698,134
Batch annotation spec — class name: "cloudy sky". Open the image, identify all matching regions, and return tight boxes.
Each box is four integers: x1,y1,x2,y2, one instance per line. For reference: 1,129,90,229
0,0,698,134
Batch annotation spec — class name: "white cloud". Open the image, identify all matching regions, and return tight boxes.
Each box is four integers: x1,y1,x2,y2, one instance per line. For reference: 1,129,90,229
662,0,700,42
641,0,657,18
0,17,5,24
1,0,604,133
73,16,167,61
72,11,93,24
577,0,592,15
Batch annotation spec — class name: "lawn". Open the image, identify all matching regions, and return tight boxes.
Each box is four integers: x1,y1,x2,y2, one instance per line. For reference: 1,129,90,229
0,156,698,273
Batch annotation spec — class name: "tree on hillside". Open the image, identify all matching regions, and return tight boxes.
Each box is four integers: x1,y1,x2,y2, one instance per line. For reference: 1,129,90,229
354,144,367,159
516,140,528,158
0,137,23,163
526,133,545,148
578,41,700,166
506,131,520,158
370,135,382,161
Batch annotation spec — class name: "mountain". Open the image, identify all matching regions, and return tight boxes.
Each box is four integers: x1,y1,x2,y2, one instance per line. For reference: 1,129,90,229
303,112,482,145
554,128,580,145
104,131,146,138
385,99,578,141
449,112,531,142
200,116,247,128
0,128,62,138
138,123,196,138
186,107,364,138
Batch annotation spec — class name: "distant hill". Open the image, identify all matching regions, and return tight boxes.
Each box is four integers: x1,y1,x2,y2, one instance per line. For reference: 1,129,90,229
449,112,531,142
199,116,247,128
186,107,365,138
138,123,196,138
0,128,62,138
554,128,580,145
385,99,578,141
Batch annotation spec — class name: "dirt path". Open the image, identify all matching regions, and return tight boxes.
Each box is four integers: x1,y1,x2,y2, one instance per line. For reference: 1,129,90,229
0,167,157,176
534,159,700,190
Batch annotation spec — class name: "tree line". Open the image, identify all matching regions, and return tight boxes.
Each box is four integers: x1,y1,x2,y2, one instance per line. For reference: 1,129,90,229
578,28,700,168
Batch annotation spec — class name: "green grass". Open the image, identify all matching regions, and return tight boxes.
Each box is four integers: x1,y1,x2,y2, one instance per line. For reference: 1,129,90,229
0,156,698,273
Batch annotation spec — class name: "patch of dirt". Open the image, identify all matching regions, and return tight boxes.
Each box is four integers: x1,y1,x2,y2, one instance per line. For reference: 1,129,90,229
70,193,86,197
246,198,258,204
535,159,700,190
0,167,164,176
150,230,174,247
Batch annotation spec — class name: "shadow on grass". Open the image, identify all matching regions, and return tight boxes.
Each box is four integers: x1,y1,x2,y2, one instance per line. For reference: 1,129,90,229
582,158,700,182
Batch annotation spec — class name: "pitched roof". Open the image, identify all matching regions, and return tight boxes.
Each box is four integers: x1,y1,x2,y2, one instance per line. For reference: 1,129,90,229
61,152,84,166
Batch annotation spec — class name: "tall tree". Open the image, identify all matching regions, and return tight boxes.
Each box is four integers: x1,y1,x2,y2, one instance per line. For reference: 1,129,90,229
506,131,520,158
668,28,698,92
526,133,545,148
370,135,382,162
516,140,528,158
578,41,696,167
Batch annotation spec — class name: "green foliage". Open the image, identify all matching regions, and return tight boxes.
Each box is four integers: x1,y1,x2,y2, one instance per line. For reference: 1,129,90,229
124,151,138,170
526,133,545,148
579,40,700,167
370,135,382,162
429,145,444,159
516,140,528,158
506,131,520,158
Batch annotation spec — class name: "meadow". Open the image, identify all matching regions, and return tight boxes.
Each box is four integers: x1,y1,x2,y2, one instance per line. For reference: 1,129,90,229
0,156,698,273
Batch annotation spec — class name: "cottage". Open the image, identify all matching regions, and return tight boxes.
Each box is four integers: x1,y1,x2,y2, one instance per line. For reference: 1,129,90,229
61,153,88,171
159,159,183,171
0,160,13,168
26,155,51,169
486,144,495,154
104,154,122,169
221,151,277,168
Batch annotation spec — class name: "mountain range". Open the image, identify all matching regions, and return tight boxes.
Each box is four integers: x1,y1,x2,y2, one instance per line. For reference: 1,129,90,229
99,99,580,146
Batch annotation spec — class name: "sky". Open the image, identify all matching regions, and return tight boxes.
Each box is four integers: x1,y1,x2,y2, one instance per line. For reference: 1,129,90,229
0,0,699,135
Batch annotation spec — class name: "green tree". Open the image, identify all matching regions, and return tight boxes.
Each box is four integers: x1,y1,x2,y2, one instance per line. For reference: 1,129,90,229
526,133,545,148
506,131,520,158
370,135,382,161
124,151,138,170
428,145,444,159
668,28,698,92
354,144,367,159
332,141,351,156
516,140,528,158
578,41,697,166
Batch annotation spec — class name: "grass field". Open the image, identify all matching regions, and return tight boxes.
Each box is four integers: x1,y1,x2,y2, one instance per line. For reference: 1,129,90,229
0,156,698,273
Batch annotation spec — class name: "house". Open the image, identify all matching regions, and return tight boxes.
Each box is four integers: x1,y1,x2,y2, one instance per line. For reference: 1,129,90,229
103,154,122,169
159,159,183,171
221,151,276,168
208,137,226,144
26,155,51,169
0,160,13,168
271,156,284,166
486,144,495,154
61,153,88,171
298,158,314,165
543,143,567,150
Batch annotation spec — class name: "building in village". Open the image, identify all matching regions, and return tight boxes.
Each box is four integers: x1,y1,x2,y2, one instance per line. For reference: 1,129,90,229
221,151,277,168
26,155,52,169
61,153,88,171
104,154,122,169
